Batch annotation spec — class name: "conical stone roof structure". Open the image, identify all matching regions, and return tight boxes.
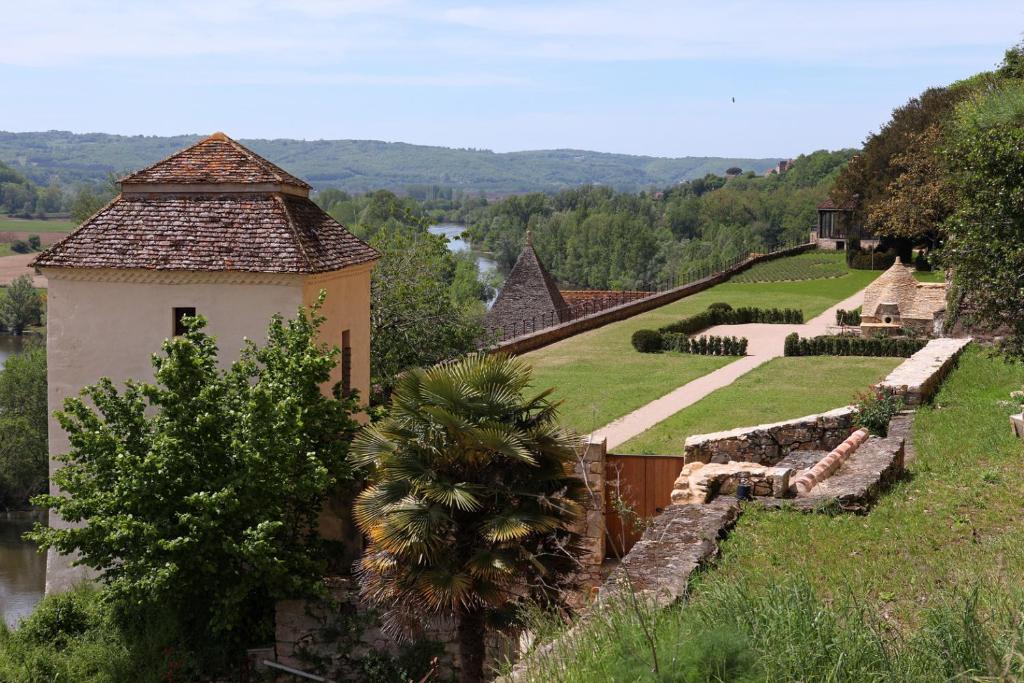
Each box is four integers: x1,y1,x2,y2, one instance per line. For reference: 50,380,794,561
486,232,568,337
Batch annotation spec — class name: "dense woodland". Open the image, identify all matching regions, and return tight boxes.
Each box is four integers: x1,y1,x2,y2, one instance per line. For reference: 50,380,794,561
0,131,777,194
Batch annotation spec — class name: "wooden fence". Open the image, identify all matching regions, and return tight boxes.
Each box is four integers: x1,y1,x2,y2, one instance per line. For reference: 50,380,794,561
605,453,686,556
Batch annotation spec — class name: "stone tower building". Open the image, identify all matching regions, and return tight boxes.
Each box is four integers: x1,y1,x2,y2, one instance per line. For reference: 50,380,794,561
33,132,378,592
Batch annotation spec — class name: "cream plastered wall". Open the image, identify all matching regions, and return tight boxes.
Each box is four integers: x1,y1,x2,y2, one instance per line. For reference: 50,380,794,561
42,266,373,593
303,262,373,407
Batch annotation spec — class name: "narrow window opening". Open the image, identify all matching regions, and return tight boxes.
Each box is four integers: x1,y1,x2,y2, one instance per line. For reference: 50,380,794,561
173,307,197,336
341,330,352,396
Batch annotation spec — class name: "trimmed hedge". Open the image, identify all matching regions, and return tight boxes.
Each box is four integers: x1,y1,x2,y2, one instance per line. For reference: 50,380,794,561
835,308,861,326
847,248,898,271
668,334,747,356
632,330,748,355
784,332,927,358
658,306,803,335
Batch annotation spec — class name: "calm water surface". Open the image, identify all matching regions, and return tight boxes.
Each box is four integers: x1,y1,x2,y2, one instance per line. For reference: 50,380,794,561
0,335,23,371
0,511,46,628
428,224,499,306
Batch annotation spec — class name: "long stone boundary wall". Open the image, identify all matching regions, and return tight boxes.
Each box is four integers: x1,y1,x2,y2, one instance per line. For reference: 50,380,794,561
875,337,972,406
489,243,815,356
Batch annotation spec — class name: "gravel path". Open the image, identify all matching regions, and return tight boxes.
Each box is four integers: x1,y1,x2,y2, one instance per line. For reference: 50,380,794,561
590,288,867,449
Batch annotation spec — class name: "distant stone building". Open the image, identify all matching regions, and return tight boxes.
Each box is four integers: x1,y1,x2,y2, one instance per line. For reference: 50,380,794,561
485,232,568,339
811,198,880,251
860,258,946,336
34,132,378,593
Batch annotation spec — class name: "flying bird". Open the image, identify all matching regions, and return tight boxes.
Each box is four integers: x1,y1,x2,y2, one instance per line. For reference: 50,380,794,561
731,97,735,103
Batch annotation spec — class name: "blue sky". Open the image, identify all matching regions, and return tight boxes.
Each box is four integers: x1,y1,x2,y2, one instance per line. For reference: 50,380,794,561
2,1,1021,158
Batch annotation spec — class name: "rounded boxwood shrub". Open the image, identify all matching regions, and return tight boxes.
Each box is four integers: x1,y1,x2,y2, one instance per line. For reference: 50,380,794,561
632,329,665,353
707,302,733,312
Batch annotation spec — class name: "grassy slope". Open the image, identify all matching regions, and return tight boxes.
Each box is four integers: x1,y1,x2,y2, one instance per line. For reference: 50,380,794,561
0,217,76,233
619,355,901,453
525,349,1024,681
531,253,881,433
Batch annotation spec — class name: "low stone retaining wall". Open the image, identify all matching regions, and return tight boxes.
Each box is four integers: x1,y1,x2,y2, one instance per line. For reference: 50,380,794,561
683,407,855,466
875,337,972,406
490,243,814,356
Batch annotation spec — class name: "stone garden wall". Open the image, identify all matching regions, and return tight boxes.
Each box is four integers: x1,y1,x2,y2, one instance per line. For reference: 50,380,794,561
682,407,856,466
875,337,972,406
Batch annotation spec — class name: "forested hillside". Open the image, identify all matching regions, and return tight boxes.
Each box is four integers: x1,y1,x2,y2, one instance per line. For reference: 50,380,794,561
455,149,856,289
0,131,778,194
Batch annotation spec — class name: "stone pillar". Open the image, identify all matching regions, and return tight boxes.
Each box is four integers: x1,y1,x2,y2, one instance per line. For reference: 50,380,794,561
569,439,606,598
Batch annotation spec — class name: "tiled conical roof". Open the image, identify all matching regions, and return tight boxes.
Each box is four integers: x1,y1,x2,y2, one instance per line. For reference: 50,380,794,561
486,233,568,336
862,257,919,319
34,133,377,274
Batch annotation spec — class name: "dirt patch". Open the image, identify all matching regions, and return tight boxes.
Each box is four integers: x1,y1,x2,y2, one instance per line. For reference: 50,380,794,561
0,254,46,288
0,232,65,245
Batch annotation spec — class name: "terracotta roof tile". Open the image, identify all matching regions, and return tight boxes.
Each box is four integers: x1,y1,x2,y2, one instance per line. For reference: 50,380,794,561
34,193,378,273
120,132,311,189
818,197,857,211
35,133,378,274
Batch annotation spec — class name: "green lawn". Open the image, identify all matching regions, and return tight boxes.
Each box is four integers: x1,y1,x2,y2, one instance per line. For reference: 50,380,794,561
618,355,902,454
0,244,9,257
521,349,1024,681
0,217,76,233
530,254,881,434
730,250,849,283
913,269,946,283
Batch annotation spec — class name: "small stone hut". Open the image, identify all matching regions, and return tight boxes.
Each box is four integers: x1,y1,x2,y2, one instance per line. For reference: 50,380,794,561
485,232,568,338
861,257,946,336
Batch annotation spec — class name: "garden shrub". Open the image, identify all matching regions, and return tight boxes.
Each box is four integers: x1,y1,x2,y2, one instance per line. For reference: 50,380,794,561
657,306,803,335
9,240,31,254
835,308,862,326
783,334,927,358
27,235,41,251
914,251,932,272
848,248,899,270
631,329,665,353
854,391,904,436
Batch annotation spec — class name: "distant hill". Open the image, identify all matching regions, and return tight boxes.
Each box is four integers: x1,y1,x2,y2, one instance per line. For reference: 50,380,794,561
0,131,781,195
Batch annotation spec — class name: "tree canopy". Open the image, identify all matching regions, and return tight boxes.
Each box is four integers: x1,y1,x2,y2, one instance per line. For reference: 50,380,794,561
30,301,361,664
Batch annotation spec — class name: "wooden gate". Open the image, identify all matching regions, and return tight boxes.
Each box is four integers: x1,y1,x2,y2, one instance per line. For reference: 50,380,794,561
604,454,686,556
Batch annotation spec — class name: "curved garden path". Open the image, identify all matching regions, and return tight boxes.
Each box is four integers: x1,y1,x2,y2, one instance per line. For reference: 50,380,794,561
590,287,868,449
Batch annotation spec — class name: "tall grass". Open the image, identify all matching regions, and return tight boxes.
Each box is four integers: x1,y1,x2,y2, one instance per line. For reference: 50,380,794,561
514,349,1024,681
513,579,1024,682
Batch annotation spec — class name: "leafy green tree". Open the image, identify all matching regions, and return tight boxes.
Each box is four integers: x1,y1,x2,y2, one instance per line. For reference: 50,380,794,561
369,226,483,398
30,300,361,664
0,275,43,334
0,344,47,508
27,234,41,251
942,82,1024,354
352,354,587,683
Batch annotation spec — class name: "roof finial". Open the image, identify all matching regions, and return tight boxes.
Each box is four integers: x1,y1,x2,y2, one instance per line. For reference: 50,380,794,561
526,229,533,246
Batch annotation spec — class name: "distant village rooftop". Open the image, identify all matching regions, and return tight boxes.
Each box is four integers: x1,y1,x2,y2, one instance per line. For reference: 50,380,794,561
34,133,377,274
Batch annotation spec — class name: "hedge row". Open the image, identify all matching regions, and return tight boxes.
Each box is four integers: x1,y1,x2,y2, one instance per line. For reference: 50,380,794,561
835,308,861,326
658,304,803,335
784,333,927,357
632,329,748,355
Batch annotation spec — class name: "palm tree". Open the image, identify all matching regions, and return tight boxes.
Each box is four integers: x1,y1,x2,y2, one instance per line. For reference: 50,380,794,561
352,353,587,683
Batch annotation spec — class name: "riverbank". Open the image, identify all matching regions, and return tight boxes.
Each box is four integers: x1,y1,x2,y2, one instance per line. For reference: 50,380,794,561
0,511,46,628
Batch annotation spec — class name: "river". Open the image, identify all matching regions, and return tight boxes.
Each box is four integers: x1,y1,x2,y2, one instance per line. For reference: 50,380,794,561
427,224,499,307
0,511,46,628
0,335,23,372
0,337,46,628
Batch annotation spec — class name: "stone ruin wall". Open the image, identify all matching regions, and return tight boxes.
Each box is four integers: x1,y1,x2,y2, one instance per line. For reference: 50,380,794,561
682,407,856,467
